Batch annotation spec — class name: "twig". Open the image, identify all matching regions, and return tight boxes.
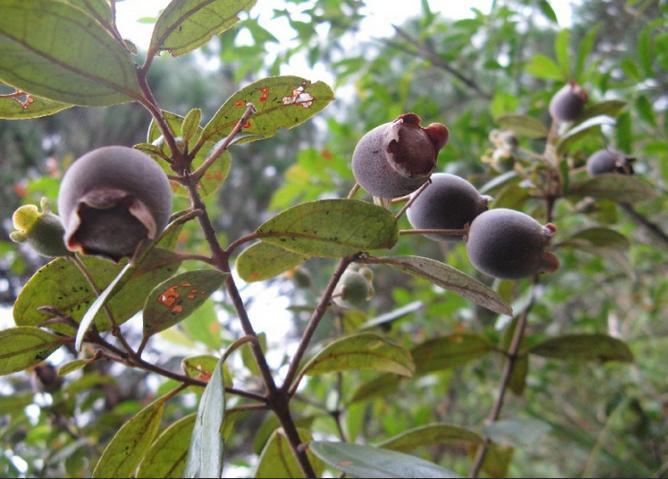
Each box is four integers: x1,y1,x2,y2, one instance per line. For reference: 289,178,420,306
347,183,361,199
394,179,431,221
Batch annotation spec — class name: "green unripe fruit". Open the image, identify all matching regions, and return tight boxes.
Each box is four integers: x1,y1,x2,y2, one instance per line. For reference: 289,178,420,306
549,82,588,122
352,113,449,199
407,173,489,241
57,146,173,261
586,149,635,176
465,208,559,279
10,200,69,257
334,268,374,309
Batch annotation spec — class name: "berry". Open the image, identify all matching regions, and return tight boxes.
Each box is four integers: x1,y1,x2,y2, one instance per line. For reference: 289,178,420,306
57,146,172,261
334,265,375,309
352,113,449,199
549,82,588,122
407,173,489,241
465,208,559,279
10,198,69,257
586,149,635,176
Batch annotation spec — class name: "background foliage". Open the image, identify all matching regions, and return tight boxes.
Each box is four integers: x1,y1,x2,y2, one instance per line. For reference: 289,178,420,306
1,0,667,477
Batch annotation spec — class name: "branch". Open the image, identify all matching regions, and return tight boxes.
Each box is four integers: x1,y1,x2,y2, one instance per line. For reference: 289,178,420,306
620,202,668,250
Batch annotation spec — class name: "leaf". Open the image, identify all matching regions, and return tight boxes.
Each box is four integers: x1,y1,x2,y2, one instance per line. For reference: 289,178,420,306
361,301,424,330
556,121,605,154
65,0,113,24
349,374,400,404
495,114,549,139
538,0,558,23
636,95,657,127
575,24,599,80
150,0,256,57
508,356,528,396
577,100,626,123
57,359,90,376
378,424,482,452
14,250,181,334
0,86,72,119
529,334,634,362
567,174,656,203
0,0,141,106
525,54,564,81
256,199,398,257
236,242,305,282
300,332,414,379
143,269,227,337
256,428,324,478
616,111,632,152
558,227,630,252
252,416,318,455
185,357,225,478
555,30,570,77
637,26,653,77
481,443,514,478
310,442,459,478
0,327,65,375
76,263,134,351
181,108,203,143
92,396,166,478
412,334,494,375
482,418,551,448
367,256,512,316
200,76,334,145
182,355,233,386
137,414,196,478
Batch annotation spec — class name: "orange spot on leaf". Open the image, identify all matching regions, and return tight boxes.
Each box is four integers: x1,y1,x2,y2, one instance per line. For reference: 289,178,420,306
259,87,270,103
320,149,333,161
234,99,245,108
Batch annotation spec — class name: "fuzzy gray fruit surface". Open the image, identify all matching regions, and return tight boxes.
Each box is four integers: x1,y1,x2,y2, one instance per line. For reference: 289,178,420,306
58,145,173,261
407,173,488,241
466,208,559,279
549,83,587,122
586,149,634,176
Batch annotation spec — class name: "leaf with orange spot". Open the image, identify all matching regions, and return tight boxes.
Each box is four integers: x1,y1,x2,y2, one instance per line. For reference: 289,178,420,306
182,355,233,386
143,269,227,337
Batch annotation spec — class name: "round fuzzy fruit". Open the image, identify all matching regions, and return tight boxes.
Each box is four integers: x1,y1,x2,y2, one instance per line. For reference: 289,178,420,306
586,149,635,176
407,173,489,241
58,146,172,261
466,208,559,279
352,113,449,199
549,82,588,122
334,267,374,309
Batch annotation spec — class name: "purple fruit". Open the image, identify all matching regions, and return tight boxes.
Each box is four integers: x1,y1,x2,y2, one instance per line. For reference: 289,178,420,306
549,82,588,122
466,208,559,279
586,149,635,176
58,146,172,261
352,113,449,199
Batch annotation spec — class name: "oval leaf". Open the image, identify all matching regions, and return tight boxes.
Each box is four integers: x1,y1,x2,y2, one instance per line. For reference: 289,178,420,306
0,0,141,105
301,332,414,379
143,269,228,337
236,242,305,282
309,441,459,479
182,355,233,386
367,256,512,316
567,174,656,203
256,428,324,478
185,357,225,478
482,418,551,448
526,54,564,81
529,334,633,362
0,327,65,375
150,0,256,57
57,359,91,376
257,199,398,257
412,334,494,375
92,396,166,478
496,114,549,138
0,86,72,119
137,414,196,478
361,301,424,330
378,424,482,452
349,373,400,404
576,100,626,124
558,227,630,251
201,76,334,145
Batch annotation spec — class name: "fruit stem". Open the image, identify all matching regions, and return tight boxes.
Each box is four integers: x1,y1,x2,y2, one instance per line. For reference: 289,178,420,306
394,178,432,221
347,183,361,199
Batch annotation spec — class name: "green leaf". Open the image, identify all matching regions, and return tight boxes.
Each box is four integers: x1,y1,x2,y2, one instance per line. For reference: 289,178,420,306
65,0,113,24
636,95,657,127
558,227,630,252
567,174,656,203
145,110,231,198
76,263,134,350
615,111,632,152
92,396,166,478
576,100,626,124
256,428,324,478
181,108,203,143
236,242,305,282
57,359,90,376
489,92,519,119
378,424,482,451
637,26,653,77
0,0,141,106
481,443,514,478
529,334,634,362
310,442,459,478
482,418,551,448
412,334,494,375
137,414,196,478
185,357,225,478
14,250,181,334
0,86,72,119
0,327,65,376
150,0,256,57
495,114,549,139
508,355,528,396
349,374,400,404
526,54,564,81
361,301,423,330
182,355,233,386
367,256,512,316
143,269,227,337
555,30,570,77
257,199,398,257
201,76,334,145
556,122,604,154
538,0,558,23
575,24,599,80
300,332,415,379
